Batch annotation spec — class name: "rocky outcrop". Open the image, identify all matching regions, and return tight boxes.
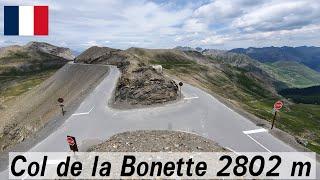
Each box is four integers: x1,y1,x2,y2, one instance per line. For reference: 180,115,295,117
115,65,178,106
75,46,179,107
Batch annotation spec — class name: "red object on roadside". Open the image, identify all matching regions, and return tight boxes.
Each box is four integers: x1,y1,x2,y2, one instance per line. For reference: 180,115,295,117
66,135,78,152
274,100,283,111
67,136,75,146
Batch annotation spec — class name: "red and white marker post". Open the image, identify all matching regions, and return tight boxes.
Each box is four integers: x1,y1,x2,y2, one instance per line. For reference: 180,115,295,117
271,100,284,129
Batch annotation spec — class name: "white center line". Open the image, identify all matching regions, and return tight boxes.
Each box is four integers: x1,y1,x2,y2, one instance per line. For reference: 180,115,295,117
72,106,94,116
242,128,271,152
246,134,272,153
184,96,199,100
243,128,268,135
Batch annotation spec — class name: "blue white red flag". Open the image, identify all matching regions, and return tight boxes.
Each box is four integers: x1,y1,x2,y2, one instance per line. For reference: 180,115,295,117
4,6,48,36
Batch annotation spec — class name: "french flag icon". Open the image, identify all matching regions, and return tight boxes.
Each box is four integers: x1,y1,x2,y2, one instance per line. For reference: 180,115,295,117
4,6,48,36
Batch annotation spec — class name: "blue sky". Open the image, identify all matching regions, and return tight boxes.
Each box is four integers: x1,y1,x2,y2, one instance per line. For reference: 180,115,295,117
1,0,320,51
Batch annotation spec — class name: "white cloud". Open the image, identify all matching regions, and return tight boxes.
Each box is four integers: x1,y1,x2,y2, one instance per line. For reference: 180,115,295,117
82,41,100,47
183,18,208,32
200,35,230,45
0,0,320,50
232,0,320,32
194,0,243,21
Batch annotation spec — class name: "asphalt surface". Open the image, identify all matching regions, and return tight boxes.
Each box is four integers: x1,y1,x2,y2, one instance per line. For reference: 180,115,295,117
0,65,319,179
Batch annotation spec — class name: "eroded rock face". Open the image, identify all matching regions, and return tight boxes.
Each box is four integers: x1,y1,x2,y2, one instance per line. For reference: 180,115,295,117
115,66,178,105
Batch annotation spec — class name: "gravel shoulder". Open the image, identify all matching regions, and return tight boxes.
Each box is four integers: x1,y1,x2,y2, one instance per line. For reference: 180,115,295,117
89,130,227,152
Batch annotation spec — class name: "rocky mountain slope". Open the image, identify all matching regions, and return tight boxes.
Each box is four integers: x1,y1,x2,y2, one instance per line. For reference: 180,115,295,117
75,46,179,106
24,41,74,60
0,42,75,101
230,46,320,72
0,42,74,105
75,46,128,68
0,41,74,75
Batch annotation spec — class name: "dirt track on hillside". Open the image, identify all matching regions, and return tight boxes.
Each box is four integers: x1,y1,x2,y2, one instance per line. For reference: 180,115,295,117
0,63,109,152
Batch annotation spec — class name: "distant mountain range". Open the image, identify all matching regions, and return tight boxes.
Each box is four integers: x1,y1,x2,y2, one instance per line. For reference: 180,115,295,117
229,46,320,72
174,46,203,52
175,46,320,72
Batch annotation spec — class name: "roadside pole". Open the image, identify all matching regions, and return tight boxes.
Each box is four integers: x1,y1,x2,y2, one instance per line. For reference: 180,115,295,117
271,100,283,129
179,82,183,99
271,111,277,129
58,97,65,116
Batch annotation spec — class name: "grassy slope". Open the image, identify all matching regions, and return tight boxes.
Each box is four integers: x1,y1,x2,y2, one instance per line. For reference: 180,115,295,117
0,50,66,109
0,69,58,103
260,61,320,88
139,50,320,154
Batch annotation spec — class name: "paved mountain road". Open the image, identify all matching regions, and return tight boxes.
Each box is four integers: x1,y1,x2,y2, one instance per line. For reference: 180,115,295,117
0,65,319,179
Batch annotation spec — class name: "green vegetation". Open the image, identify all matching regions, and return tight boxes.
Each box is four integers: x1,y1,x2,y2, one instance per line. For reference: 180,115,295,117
0,51,31,65
0,43,68,107
0,70,56,98
0,67,61,103
260,61,320,88
0,63,63,76
279,86,320,104
0,51,31,60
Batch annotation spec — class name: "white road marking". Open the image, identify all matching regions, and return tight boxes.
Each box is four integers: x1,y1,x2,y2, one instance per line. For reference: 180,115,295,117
184,96,199,100
242,128,271,152
72,106,94,116
246,134,272,153
243,128,267,135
